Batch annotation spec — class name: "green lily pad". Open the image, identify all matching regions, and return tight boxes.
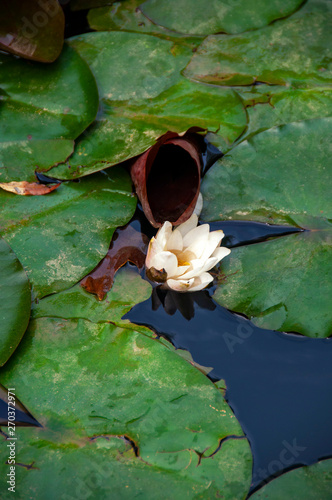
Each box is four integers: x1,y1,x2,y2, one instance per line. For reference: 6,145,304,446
0,269,252,498
251,459,332,499
201,118,332,337
237,86,332,141
0,44,98,182
184,8,332,88
50,78,247,179
0,139,74,183
0,168,136,298
88,0,203,39
0,238,30,367
140,0,303,35
0,0,64,62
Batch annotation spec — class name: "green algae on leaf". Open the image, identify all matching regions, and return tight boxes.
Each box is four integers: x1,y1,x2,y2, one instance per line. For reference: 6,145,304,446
0,238,31,366
140,0,304,35
0,168,136,299
184,9,332,88
0,268,252,498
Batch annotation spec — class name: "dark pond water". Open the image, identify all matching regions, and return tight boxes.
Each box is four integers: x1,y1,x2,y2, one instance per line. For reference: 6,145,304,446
125,217,332,493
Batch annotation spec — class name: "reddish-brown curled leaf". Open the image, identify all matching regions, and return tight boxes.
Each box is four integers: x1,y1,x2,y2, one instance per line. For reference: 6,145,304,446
130,130,203,228
0,0,64,63
81,224,149,300
0,181,61,195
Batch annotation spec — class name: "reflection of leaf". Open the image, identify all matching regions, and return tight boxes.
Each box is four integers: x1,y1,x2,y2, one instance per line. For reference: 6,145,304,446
140,0,303,35
202,119,332,337
251,459,332,499
184,7,332,87
0,0,64,62
0,238,30,367
0,168,136,298
0,266,252,498
49,33,246,180
0,181,61,196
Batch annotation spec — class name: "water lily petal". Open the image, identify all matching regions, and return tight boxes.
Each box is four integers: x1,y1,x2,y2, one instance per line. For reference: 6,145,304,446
166,228,183,252
188,272,214,292
182,225,210,259
193,192,203,217
167,277,195,291
179,259,206,280
155,221,173,249
212,246,231,261
176,213,198,237
171,265,191,278
149,251,178,277
200,230,225,262
145,237,160,269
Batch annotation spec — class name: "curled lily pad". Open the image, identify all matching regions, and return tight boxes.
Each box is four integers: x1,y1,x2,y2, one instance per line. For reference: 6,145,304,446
0,0,64,62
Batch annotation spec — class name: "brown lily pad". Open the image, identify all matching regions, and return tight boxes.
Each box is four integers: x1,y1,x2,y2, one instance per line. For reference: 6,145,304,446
0,181,61,196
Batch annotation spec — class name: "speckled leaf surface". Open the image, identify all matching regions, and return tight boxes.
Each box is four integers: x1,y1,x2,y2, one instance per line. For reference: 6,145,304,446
201,118,332,337
47,32,247,180
140,0,303,35
0,238,30,367
184,7,332,87
251,459,332,499
50,78,247,179
0,267,252,499
0,168,136,298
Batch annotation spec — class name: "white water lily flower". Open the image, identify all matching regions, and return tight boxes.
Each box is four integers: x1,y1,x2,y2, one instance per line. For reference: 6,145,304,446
145,213,231,292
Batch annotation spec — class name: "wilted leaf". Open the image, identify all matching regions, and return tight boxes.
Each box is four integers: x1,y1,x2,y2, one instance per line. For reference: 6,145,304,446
0,181,61,196
0,238,30,367
0,0,64,62
0,168,136,298
140,0,303,35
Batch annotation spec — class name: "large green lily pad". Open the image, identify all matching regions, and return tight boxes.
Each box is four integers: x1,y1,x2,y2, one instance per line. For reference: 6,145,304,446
201,118,332,337
0,238,30,367
0,168,136,298
140,0,303,35
0,0,64,62
0,267,252,499
251,459,332,499
50,78,247,179
0,45,98,182
237,86,332,141
184,8,332,87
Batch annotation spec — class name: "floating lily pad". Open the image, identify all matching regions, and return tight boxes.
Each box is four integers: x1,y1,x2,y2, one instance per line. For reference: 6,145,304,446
201,118,332,337
0,270,252,499
88,0,205,40
140,0,303,35
48,32,246,179
251,459,332,499
184,8,332,87
237,86,332,141
0,168,136,298
0,0,64,62
0,45,98,181
0,238,31,367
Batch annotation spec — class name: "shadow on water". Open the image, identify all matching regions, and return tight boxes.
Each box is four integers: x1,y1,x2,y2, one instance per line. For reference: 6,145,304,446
125,284,332,492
